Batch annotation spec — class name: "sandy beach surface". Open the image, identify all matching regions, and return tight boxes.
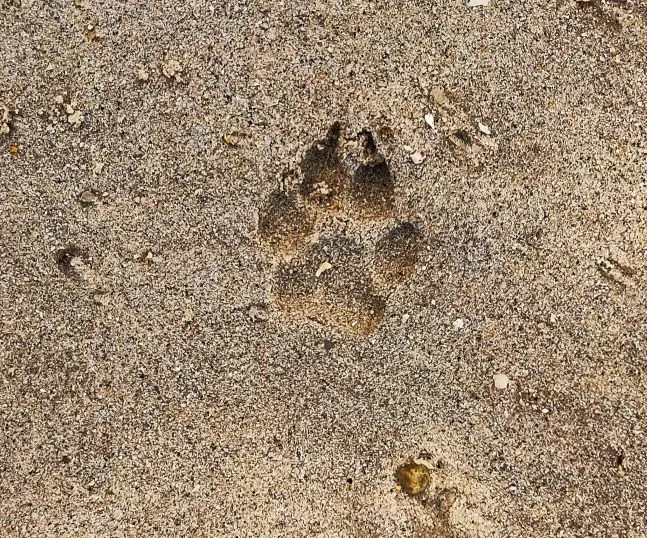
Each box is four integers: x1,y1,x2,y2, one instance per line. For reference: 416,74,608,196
1,0,646,536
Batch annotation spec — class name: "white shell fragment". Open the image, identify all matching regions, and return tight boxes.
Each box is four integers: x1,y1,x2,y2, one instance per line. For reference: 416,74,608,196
410,149,426,164
315,261,332,278
468,0,490,6
478,122,491,135
452,318,465,330
424,113,435,129
493,373,510,390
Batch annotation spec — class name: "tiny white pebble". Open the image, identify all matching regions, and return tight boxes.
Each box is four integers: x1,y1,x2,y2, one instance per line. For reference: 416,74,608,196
493,373,510,390
315,261,332,278
452,318,465,330
478,122,491,135
424,113,435,129
410,148,426,164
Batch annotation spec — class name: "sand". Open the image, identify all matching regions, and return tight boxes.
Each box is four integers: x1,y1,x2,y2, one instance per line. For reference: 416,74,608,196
1,0,646,536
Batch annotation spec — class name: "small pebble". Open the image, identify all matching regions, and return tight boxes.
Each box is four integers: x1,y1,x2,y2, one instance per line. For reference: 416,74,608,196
223,134,241,146
1,105,12,136
395,461,431,496
79,189,99,204
136,68,149,82
315,261,332,278
452,318,465,330
162,59,183,80
68,110,84,126
431,87,447,106
478,122,491,135
248,305,268,322
410,148,426,164
493,373,510,390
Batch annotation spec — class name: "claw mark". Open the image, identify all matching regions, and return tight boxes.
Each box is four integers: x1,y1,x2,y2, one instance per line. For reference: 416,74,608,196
299,121,349,208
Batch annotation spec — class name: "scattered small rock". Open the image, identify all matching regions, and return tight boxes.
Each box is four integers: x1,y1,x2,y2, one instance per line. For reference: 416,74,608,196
323,339,336,351
424,113,435,129
139,250,163,264
136,68,149,82
223,134,241,147
437,488,457,512
493,373,510,390
410,148,426,164
79,189,99,205
431,87,448,106
395,461,431,496
85,24,103,41
248,304,269,322
68,110,84,126
92,162,104,175
478,122,491,135
93,292,111,306
0,105,12,136
162,59,183,81
8,144,19,154
452,318,465,330
467,0,490,7
315,261,333,278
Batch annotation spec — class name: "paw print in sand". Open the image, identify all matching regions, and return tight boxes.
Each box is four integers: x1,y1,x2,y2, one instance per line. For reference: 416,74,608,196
258,122,424,336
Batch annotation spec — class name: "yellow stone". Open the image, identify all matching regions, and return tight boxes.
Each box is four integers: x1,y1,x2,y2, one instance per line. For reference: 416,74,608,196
395,461,431,496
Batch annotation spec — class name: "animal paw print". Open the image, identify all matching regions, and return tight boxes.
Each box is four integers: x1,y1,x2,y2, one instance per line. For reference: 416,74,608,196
258,122,424,336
